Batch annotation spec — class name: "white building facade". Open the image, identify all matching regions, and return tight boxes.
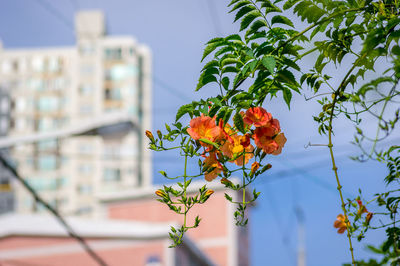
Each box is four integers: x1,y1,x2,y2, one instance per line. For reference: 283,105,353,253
0,11,152,217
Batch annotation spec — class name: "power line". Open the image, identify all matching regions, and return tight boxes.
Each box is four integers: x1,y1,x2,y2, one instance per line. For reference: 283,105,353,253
34,0,74,31
153,76,193,102
205,0,223,36
0,155,109,266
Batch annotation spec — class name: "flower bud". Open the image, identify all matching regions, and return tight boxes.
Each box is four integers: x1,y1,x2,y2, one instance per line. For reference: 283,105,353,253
145,130,155,142
155,189,167,198
205,189,214,197
251,161,260,173
157,130,163,139
221,178,233,186
366,212,373,225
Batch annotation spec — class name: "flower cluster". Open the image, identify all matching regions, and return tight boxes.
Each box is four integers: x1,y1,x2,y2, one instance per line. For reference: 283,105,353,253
186,107,286,181
333,200,373,235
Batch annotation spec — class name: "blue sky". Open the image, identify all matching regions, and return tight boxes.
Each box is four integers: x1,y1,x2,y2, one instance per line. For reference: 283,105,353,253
0,1,397,265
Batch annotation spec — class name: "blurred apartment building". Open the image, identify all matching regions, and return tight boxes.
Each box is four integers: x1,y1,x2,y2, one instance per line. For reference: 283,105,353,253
0,85,14,214
0,11,152,217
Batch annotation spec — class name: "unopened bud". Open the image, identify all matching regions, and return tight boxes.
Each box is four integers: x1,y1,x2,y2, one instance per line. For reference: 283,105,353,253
157,130,162,139
251,161,260,173
366,212,373,225
145,130,154,142
205,189,214,197
155,189,167,198
221,178,233,186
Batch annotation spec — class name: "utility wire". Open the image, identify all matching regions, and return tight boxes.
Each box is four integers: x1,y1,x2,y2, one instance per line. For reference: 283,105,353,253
0,155,109,266
34,0,74,30
153,76,193,102
205,0,223,36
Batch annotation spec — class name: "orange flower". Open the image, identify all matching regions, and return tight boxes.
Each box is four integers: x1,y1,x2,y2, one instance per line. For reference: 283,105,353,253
272,133,287,155
244,107,272,127
251,161,260,173
253,123,286,155
187,114,221,145
221,134,254,166
217,119,234,144
356,200,368,216
203,152,223,181
333,214,350,234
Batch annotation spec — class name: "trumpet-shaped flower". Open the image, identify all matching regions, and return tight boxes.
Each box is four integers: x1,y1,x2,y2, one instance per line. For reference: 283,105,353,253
187,114,221,145
333,214,350,234
244,107,272,127
272,133,287,155
221,134,254,166
203,152,223,181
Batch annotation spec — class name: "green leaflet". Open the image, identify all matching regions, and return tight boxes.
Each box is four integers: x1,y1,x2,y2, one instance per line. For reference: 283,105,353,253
271,15,294,27
262,56,276,74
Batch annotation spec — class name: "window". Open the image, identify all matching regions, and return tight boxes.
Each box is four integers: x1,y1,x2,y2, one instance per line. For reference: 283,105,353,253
37,97,60,112
103,168,121,182
15,98,26,112
1,60,12,74
79,84,93,95
37,155,57,171
80,64,94,75
78,164,93,174
79,44,95,55
104,88,121,100
77,184,92,194
31,57,44,72
79,105,93,114
48,57,60,73
37,139,57,151
15,118,26,131
105,64,137,81
19,58,27,73
0,98,9,113
104,48,122,60
0,118,8,134
76,206,92,215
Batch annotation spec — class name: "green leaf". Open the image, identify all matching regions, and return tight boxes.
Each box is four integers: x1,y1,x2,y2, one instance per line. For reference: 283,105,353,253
221,57,243,67
233,112,245,133
222,66,239,74
224,193,233,201
198,138,219,148
245,19,268,39
277,69,297,85
262,56,276,73
175,104,193,122
271,15,294,27
240,10,261,31
283,88,292,109
392,45,400,56
202,41,223,62
201,60,219,72
234,5,256,22
283,0,300,9
221,76,230,90
196,68,219,91
229,0,251,13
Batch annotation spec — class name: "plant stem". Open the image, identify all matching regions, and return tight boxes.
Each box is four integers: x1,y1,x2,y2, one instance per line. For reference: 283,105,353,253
183,154,188,229
328,93,356,266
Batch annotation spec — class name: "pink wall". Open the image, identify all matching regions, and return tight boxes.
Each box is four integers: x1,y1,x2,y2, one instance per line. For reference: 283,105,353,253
0,236,166,266
107,190,232,266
